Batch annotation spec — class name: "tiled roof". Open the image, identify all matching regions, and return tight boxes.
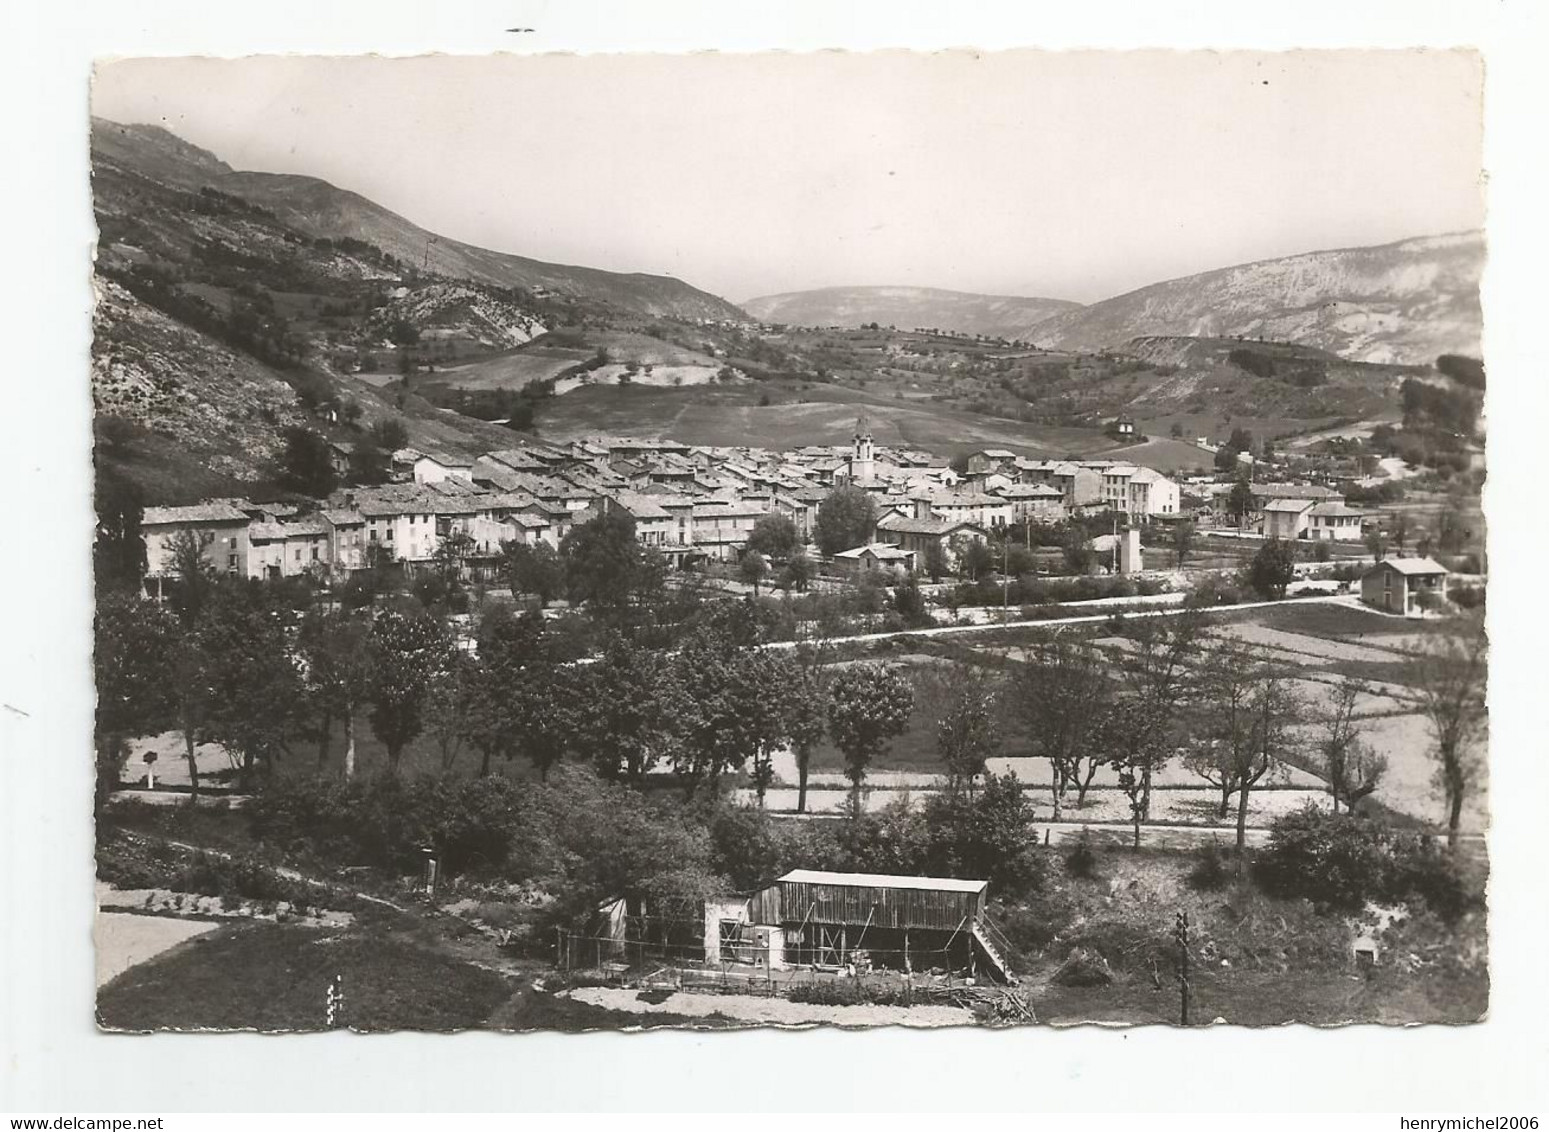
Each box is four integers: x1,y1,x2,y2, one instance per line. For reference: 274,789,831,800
250,518,327,540
877,515,984,536
142,502,249,525
835,543,914,560
612,493,671,520
1368,557,1449,576
1253,482,1342,500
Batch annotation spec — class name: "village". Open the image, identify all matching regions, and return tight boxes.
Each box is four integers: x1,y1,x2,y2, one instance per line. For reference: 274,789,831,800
135,418,1428,594
93,409,1489,1032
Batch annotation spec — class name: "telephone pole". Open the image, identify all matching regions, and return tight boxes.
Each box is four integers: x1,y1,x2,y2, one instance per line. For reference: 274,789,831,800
1174,910,1191,1026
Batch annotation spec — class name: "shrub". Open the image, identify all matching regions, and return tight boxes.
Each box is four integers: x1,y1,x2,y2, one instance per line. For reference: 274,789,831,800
787,980,912,1006
1065,839,1099,880
1187,842,1230,891
1254,807,1395,910
1450,583,1484,610
1254,805,1477,921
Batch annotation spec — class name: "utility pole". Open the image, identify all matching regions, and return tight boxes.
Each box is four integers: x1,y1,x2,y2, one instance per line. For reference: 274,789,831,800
325,973,345,1029
1001,536,1010,624
1174,910,1191,1026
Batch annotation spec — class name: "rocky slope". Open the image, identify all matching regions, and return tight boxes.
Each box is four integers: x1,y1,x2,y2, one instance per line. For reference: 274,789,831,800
92,119,747,322
1024,233,1484,365
743,285,1079,338
92,279,305,479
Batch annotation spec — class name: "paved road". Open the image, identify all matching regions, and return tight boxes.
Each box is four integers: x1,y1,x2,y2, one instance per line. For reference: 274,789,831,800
763,594,1352,652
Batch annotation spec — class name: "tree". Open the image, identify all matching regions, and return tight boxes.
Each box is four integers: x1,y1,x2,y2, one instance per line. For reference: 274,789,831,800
1365,529,1389,562
826,665,914,803
669,615,775,797
1320,677,1388,814
1061,527,1094,575
1246,538,1296,600
1104,610,1203,845
366,608,453,774
1391,512,1410,552
813,486,878,556
94,466,147,591
740,550,769,597
197,586,307,789
920,772,1041,894
1010,636,1113,819
501,540,565,607
1226,478,1256,527
560,510,645,611
278,426,338,497
785,660,830,814
1408,623,1488,848
299,608,373,779
1172,519,1196,568
746,513,799,560
922,662,1003,794
781,549,816,593
1186,640,1303,862
572,635,678,784
961,539,995,580
93,593,178,811
422,652,475,773
431,529,477,585
921,540,948,582
370,418,410,453
166,529,217,626
466,607,574,781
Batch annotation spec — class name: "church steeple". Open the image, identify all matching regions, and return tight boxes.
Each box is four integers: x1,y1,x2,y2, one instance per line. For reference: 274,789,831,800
851,410,875,484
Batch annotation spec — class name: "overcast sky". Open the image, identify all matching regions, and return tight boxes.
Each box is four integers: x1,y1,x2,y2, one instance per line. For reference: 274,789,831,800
91,50,1484,304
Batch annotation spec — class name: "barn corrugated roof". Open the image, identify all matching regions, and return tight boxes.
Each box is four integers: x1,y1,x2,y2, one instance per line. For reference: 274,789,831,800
779,869,987,894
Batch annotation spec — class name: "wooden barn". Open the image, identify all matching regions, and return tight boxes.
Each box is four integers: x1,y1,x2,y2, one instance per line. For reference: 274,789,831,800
704,869,1016,983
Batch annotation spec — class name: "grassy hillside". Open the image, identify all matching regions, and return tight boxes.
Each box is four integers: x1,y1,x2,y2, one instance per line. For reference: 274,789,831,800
535,380,1116,454
743,285,1080,339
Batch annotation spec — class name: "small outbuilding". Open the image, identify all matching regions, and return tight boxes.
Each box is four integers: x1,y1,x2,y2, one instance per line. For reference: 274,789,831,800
1360,557,1450,616
704,869,1015,982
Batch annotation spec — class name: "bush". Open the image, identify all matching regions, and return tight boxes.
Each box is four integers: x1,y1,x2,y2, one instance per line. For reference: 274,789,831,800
1254,807,1395,910
1190,571,1243,606
1254,805,1476,922
1065,839,1099,880
1450,583,1484,610
1187,842,1230,891
787,980,913,1006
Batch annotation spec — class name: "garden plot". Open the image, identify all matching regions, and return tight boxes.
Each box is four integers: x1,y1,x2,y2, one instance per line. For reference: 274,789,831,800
1313,712,1490,833
1214,624,1411,666
1282,677,1413,718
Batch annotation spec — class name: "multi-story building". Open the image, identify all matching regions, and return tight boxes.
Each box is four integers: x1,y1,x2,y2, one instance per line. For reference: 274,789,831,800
141,501,253,580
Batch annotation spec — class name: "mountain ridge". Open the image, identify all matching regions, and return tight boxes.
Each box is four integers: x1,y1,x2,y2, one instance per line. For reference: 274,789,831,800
1024,231,1484,365
91,117,747,322
742,285,1080,339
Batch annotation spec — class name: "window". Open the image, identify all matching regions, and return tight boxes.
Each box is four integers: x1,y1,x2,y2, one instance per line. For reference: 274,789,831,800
312,547,320,560
228,554,237,568
387,528,394,541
